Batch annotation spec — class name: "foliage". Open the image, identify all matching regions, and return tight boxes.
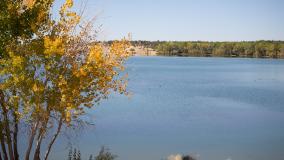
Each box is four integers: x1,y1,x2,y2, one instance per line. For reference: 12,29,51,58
182,155,196,160
94,147,117,160
0,0,54,57
0,0,130,160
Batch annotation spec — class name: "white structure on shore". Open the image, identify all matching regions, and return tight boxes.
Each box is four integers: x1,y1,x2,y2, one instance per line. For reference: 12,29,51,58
167,154,183,160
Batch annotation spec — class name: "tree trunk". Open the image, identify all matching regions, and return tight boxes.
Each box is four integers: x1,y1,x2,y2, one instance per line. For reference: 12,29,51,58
25,121,39,160
0,151,3,160
0,122,8,160
33,108,51,160
0,90,14,160
4,117,15,160
44,118,63,160
12,111,19,160
33,130,44,160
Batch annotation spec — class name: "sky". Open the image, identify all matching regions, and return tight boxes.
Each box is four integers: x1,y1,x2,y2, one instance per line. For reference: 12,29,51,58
53,0,284,41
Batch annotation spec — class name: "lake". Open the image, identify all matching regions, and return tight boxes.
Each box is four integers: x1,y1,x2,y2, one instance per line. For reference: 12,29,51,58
51,56,284,160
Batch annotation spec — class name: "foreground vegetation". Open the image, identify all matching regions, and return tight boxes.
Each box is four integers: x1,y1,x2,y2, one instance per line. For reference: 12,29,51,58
131,41,284,58
67,147,196,160
67,147,116,160
0,0,129,160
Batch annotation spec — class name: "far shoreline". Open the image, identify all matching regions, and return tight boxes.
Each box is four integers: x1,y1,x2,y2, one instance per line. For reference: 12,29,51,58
131,55,284,62
127,40,284,59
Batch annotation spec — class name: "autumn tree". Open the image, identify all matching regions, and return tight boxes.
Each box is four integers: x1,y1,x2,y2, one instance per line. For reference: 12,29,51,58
280,44,284,58
0,0,130,160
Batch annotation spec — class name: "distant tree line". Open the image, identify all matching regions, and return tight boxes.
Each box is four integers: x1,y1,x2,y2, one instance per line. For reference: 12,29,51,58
129,41,284,58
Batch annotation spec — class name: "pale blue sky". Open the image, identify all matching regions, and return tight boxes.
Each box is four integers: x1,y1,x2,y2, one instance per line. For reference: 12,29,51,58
53,0,284,41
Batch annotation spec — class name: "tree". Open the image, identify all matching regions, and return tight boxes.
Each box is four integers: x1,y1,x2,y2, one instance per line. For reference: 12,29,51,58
95,147,117,160
66,147,116,160
0,0,130,160
213,43,226,57
73,149,77,160
243,42,255,57
232,43,245,57
254,42,267,58
78,150,81,160
68,148,73,160
280,44,284,58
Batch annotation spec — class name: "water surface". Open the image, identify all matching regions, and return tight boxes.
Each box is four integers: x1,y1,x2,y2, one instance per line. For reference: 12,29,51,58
52,57,284,160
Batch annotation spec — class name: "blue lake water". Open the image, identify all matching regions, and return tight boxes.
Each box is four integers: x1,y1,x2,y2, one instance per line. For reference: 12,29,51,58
51,56,284,160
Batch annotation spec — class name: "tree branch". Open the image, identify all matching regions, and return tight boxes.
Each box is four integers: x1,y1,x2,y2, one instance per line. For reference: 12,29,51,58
44,117,63,160
33,107,51,160
25,121,39,160
33,126,45,160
